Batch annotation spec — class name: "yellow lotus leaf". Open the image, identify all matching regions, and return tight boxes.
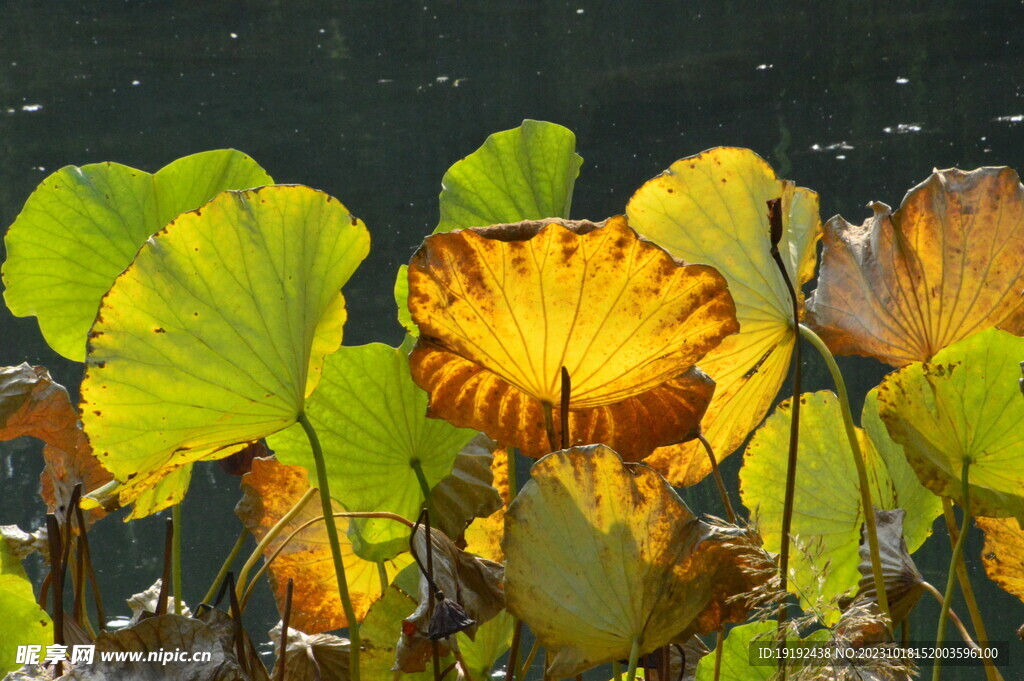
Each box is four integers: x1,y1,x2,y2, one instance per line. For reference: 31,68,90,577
626,147,821,485
503,445,764,678
806,166,1024,366
976,517,1024,603
235,457,411,634
408,216,737,459
463,445,510,563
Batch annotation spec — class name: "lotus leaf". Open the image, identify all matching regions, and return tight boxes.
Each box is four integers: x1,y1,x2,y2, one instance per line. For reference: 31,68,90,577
976,516,1024,603
807,166,1024,366
455,609,515,681
463,445,511,563
270,624,350,681
877,328,1024,521
694,622,833,681
0,537,52,676
428,434,504,540
269,343,475,560
81,185,369,518
740,391,940,619
853,510,924,627
0,364,111,527
236,457,412,634
360,585,453,681
408,216,736,459
2,150,272,360
626,147,821,486
503,445,760,677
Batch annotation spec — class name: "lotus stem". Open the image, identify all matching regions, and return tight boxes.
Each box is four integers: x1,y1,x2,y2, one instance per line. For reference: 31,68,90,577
920,581,980,651
518,635,541,681
941,499,1001,681
158,517,173,616
625,637,642,681
696,433,737,524
172,503,183,615
713,629,724,681
203,529,249,606
560,366,571,449
278,578,294,681
797,323,891,626
377,562,389,598
74,501,106,631
612,660,623,681
767,199,802,648
506,619,523,681
932,460,972,681
236,487,316,604
411,458,433,516
241,511,414,610
299,411,361,681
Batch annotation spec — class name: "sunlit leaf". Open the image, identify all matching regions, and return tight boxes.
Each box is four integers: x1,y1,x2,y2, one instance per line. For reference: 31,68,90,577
455,609,515,681
409,216,736,459
428,434,504,541
877,328,1024,520
235,457,412,634
270,623,350,681
80,186,369,519
740,391,940,619
0,364,111,528
0,537,52,676
270,343,474,560
694,622,833,681
360,585,454,681
2,150,272,360
626,147,821,486
463,446,511,563
807,166,1024,366
976,516,1024,603
504,445,763,677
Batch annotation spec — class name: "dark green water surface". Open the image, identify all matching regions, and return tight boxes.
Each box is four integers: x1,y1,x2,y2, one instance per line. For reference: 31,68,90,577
2,2,1023,677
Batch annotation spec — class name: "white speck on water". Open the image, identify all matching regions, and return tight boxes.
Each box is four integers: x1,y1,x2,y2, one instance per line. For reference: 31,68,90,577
32,166,46,171
995,114,1024,123
318,28,326,34
895,77,909,84
21,103,42,112
835,155,847,160
810,141,853,152
131,80,140,86
230,32,238,39
377,78,393,84
436,76,449,84
453,78,467,87
883,123,922,134
756,63,773,71
576,8,585,14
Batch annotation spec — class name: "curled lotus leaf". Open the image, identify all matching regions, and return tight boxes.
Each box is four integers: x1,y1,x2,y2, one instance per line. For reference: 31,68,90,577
976,516,1024,603
853,509,924,627
428,434,504,541
2,150,272,360
81,186,369,519
626,147,821,486
807,166,1024,366
877,328,1024,521
463,445,511,563
503,445,762,678
0,364,112,528
236,457,412,634
408,216,737,459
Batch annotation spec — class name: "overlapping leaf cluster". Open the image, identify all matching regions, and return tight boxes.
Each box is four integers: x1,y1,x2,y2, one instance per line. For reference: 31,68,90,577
2,121,1023,681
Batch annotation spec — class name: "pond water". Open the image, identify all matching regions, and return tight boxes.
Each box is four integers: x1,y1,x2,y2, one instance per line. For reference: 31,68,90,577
2,1,1023,678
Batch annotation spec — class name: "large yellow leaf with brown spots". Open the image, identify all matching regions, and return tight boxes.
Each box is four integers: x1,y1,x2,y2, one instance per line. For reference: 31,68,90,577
626,148,821,485
976,516,1024,603
236,457,411,634
407,216,737,459
806,166,1024,366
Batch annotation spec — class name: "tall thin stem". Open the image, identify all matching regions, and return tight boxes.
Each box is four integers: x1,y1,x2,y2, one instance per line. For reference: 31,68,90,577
560,366,571,450
411,458,433,514
624,637,642,681
172,503,183,616
798,323,891,625
696,433,737,524
236,487,316,603
204,529,249,606
932,461,972,681
298,411,361,681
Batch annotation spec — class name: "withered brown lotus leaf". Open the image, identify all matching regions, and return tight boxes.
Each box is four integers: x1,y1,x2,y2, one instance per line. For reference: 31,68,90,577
0,364,112,528
408,216,736,459
976,516,1024,603
503,445,760,677
807,166,1024,366
235,457,411,634
853,509,923,627
269,623,350,681
428,434,504,541
626,147,822,486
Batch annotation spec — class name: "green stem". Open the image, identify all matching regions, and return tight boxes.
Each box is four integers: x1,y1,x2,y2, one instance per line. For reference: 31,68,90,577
517,635,541,681
696,433,737,524
624,637,641,681
933,461,972,681
299,411,361,681
713,629,724,681
941,499,1002,681
377,562,389,598
172,503,183,616
798,323,891,626
236,487,316,603
411,458,433,516
203,529,249,606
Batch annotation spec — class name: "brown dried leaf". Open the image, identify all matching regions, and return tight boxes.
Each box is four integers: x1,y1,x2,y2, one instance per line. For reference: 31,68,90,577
807,166,1024,366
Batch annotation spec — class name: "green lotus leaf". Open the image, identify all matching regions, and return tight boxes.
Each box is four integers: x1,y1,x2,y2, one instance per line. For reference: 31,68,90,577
739,391,941,620
455,609,515,681
504,445,759,678
694,622,831,681
362,585,454,681
395,120,583,336
1,537,52,675
877,328,1024,521
81,186,369,519
2,150,272,360
428,434,504,541
270,343,475,560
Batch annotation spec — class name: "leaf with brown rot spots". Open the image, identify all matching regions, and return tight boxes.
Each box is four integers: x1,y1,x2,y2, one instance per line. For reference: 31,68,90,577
408,216,736,459
807,166,1024,366
976,516,1024,603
